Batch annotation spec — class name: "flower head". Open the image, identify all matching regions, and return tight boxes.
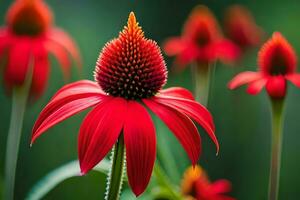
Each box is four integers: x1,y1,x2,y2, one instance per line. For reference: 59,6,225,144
228,32,300,98
224,5,263,50
181,165,235,200
0,0,81,98
31,12,218,196
163,5,239,68
95,12,167,99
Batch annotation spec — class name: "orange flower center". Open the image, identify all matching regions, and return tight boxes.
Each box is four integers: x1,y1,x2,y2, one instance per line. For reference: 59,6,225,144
6,0,52,36
95,12,167,99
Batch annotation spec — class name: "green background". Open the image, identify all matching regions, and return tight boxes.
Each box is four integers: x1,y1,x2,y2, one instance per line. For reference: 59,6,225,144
1,0,300,199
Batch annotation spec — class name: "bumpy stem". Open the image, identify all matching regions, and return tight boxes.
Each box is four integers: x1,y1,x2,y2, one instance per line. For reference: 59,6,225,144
192,62,215,107
268,98,285,200
4,87,29,200
105,134,126,200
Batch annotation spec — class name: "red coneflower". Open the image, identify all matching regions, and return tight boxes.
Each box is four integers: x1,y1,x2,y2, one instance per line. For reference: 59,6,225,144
163,5,240,105
0,0,81,98
1,1,81,199
31,12,218,197
228,32,299,200
163,5,239,68
181,165,235,200
228,32,300,98
224,5,263,53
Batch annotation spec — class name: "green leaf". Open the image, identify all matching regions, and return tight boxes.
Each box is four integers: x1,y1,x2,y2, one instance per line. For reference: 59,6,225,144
25,159,110,200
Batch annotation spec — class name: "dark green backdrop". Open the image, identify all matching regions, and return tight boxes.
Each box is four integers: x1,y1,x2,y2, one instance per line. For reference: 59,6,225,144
1,0,300,199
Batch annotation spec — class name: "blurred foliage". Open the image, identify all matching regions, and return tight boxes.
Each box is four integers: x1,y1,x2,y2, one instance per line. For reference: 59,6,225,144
1,0,300,199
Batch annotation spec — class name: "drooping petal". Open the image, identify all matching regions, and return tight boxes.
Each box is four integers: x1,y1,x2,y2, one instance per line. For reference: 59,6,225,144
78,98,126,174
31,81,106,144
123,101,156,196
228,71,261,89
286,73,300,88
45,39,71,78
152,94,218,153
265,75,286,98
4,39,31,86
163,37,186,56
143,98,201,165
159,87,195,100
48,28,81,67
30,42,49,98
246,77,267,95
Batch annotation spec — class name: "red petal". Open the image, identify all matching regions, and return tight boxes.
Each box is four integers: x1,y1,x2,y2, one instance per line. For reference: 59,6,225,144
266,76,286,98
45,39,71,79
51,80,104,101
31,81,106,144
0,29,10,59
153,94,218,153
30,43,49,98
79,97,126,174
4,39,31,86
228,71,261,89
210,179,232,194
286,73,300,88
163,37,186,56
246,78,267,95
48,28,81,67
177,42,199,66
159,87,195,100
143,98,201,165
215,39,241,63
123,101,156,196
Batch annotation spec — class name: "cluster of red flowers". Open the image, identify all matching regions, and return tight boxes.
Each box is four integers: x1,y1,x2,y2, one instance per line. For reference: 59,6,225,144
2,0,299,199
163,5,263,69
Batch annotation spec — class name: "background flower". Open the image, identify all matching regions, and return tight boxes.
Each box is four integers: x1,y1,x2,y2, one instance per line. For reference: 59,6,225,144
228,32,300,98
0,0,81,98
163,5,240,69
223,5,263,53
181,165,235,200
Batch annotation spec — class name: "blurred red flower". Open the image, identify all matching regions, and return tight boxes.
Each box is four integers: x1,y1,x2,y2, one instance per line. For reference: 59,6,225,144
181,165,235,200
0,0,81,98
224,5,263,52
31,13,218,196
228,32,300,98
163,5,239,69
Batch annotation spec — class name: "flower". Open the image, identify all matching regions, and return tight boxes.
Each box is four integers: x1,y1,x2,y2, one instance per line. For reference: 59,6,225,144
228,32,300,98
181,165,235,200
163,5,239,69
31,12,218,196
224,5,263,51
0,0,81,98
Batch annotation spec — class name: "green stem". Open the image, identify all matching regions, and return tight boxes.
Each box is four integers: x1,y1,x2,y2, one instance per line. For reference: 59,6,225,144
4,87,29,200
105,134,126,200
155,117,180,183
268,98,285,200
192,62,215,107
154,164,182,200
